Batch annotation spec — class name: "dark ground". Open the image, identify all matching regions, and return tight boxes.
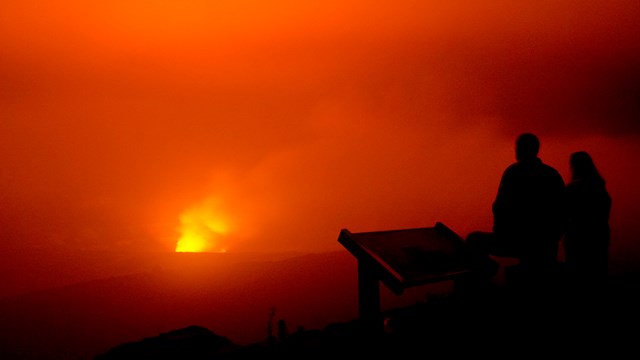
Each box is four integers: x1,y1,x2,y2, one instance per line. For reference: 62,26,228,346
95,269,640,359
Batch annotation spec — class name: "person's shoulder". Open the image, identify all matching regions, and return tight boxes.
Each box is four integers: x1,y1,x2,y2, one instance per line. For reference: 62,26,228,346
503,162,521,172
534,161,565,186
539,161,562,175
571,178,607,191
500,162,521,179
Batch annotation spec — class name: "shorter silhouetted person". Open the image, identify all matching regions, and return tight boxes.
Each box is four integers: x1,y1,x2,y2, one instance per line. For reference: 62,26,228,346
466,133,566,286
563,151,611,289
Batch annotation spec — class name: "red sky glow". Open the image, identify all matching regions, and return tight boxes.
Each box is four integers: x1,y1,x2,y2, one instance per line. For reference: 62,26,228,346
1,0,639,278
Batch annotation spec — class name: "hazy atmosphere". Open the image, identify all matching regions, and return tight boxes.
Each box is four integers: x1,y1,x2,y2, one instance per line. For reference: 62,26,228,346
1,0,639,303
1,2,640,359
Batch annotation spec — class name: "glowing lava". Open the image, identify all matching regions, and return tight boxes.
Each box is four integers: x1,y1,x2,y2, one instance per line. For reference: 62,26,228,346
175,206,228,253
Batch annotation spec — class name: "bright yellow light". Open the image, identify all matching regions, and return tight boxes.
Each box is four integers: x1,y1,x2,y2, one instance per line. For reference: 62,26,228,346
175,233,210,253
175,204,229,253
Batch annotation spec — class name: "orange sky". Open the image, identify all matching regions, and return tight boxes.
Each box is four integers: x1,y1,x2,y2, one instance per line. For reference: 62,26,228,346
1,1,639,263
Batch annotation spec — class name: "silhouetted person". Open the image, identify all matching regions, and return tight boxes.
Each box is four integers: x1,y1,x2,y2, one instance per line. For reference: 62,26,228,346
564,151,611,288
466,133,566,285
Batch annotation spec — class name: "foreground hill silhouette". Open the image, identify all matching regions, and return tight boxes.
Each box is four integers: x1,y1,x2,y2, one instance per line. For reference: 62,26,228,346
95,268,640,359
0,251,391,359
2,250,639,359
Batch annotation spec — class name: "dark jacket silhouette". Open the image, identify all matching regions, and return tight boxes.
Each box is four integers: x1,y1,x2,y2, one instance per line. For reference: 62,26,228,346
467,133,566,272
492,150,566,265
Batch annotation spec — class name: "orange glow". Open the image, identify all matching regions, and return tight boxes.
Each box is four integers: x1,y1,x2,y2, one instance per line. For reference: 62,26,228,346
0,1,639,359
175,203,229,253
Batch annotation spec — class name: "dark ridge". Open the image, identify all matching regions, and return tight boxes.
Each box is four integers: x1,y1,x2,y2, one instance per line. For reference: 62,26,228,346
94,325,239,360
94,270,640,359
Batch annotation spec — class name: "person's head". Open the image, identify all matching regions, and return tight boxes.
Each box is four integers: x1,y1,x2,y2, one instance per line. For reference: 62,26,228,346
570,151,604,184
515,133,540,161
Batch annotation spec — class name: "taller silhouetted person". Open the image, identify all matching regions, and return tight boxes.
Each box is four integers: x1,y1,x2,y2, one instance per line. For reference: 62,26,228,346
564,151,611,288
466,133,566,284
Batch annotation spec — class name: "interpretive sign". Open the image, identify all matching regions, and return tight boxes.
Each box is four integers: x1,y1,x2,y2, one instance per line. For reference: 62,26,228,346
338,222,482,335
